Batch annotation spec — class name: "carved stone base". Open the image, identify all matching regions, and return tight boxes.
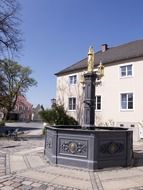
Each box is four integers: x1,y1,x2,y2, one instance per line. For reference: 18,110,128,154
45,126,133,170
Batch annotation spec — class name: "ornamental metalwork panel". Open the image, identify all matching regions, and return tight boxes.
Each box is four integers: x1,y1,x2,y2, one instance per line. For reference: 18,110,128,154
59,138,88,158
99,141,124,157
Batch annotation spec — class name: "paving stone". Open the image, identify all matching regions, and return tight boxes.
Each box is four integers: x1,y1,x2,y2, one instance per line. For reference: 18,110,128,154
2,180,13,186
0,170,5,173
40,184,48,190
31,182,42,187
11,182,21,188
0,186,14,190
22,180,33,185
45,187,55,190
20,185,32,190
0,161,5,165
0,166,6,170
0,173,5,176
12,178,24,183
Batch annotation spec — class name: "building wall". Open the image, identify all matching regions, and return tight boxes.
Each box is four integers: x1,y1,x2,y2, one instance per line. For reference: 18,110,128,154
95,57,143,124
32,104,43,121
14,96,32,121
56,70,85,124
56,57,143,141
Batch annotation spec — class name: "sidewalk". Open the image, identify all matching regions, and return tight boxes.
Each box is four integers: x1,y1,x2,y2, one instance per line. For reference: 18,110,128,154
0,137,143,189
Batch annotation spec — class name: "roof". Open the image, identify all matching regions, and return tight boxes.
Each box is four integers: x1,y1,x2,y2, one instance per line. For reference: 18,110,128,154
55,39,143,76
16,96,32,107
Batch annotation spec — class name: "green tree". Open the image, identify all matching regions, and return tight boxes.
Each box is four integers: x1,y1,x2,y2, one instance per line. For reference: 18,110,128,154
39,104,78,125
0,59,37,119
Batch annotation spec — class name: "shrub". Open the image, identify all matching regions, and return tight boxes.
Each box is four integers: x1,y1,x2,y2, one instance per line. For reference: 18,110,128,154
0,121,5,127
39,104,78,125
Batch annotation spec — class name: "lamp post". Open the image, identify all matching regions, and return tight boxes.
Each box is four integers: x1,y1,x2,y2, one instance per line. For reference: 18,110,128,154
82,47,104,129
51,98,56,108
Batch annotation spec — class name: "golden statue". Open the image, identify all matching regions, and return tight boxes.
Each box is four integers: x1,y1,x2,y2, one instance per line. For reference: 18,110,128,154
87,46,94,72
97,61,104,77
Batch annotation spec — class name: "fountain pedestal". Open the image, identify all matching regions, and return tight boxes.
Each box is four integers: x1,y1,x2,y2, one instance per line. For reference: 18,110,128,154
45,126,133,170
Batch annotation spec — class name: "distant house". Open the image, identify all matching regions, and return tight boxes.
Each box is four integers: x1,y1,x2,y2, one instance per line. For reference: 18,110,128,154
31,104,43,122
7,96,33,121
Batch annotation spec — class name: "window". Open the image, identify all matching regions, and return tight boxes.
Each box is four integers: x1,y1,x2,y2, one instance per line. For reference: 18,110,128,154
69,75,77,84
121,93,133,110
95,96,101,110
120,65,132,77
68,97,76,110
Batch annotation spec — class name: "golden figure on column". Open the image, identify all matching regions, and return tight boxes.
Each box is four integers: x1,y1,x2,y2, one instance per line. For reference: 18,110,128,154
87,46,94,72
97,61,104,77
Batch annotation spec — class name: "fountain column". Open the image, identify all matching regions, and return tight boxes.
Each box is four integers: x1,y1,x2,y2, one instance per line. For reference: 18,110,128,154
83,47,104,129
83,72,96,128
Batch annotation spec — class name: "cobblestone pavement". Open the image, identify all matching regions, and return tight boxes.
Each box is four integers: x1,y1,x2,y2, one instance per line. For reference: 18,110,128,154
0,138,143,190
0,175,80,190
0,138,94,190
0,152,6,177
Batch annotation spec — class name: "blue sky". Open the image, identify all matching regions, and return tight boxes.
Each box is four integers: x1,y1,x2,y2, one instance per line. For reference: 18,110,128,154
19,0,143,108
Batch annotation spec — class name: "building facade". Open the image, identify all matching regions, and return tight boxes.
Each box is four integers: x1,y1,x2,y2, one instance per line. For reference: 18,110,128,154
55,39,143,141
31,104,43,122
8,95,33,121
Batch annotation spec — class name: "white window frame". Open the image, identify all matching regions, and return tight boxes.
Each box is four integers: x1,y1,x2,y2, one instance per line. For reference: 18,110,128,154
120,64,133,78
68,97,76,111
69,75,77,85
95,95,101,111
120,92,134,111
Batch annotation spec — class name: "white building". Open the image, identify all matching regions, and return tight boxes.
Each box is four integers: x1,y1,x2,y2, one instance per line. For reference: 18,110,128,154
55,39,143,141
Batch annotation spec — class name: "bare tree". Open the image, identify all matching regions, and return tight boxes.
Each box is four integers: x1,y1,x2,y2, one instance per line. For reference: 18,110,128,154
0,0,22,56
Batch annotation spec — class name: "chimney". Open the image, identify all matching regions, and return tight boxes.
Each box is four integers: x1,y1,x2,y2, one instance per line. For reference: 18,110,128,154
101,44,108,52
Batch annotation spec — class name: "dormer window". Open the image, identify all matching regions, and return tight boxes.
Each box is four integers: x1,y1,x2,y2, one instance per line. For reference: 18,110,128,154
69,75,77,84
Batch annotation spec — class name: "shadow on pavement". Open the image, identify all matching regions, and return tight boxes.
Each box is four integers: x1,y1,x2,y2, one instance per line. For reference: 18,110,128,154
133,150,143,166
0,125,44,141
0,126,39,133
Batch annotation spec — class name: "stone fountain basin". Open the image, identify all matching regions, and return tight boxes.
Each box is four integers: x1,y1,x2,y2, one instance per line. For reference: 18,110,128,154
44,125,133,170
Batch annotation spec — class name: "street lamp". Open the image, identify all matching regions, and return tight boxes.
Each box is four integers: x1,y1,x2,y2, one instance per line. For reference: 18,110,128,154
51,98,56,108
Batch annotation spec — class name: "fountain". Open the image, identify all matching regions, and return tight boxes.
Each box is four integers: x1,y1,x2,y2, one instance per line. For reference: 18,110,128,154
44,47,133,170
